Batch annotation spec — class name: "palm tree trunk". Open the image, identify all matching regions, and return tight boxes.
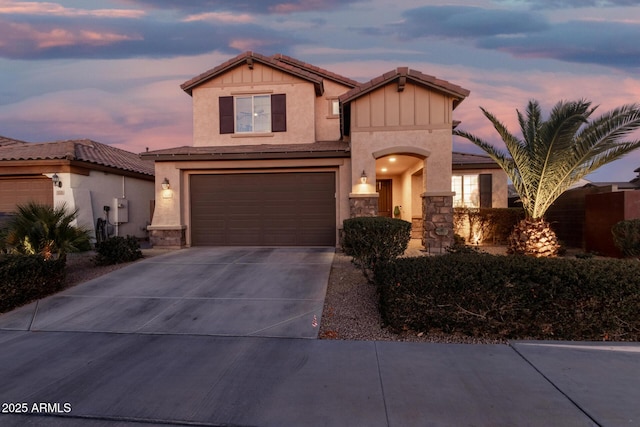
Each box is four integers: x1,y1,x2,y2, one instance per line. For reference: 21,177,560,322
508,218,560,257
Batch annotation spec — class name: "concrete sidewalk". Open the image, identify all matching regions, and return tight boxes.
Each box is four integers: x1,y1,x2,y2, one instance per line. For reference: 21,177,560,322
0,332,637,426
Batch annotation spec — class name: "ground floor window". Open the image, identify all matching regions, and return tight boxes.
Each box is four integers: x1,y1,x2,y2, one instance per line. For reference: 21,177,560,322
452,174,479,208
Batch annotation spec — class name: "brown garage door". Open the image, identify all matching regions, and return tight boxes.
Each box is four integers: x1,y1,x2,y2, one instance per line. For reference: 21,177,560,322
0,177,53,214
191,172,336,246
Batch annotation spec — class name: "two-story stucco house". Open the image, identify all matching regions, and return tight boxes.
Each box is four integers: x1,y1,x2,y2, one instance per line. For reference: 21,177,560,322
143,51,505,249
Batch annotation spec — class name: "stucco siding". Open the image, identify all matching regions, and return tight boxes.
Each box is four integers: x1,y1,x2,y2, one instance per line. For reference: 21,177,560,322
192,63,319,146
351,128,453,194
54,171,154,240
315,79,351,141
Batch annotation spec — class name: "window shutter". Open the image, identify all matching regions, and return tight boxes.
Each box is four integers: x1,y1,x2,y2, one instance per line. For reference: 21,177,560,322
271,94,286,132
219,96,234,134
479,174,492,208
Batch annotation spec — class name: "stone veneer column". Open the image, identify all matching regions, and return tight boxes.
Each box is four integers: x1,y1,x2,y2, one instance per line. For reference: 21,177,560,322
422,192,454,253
148,225,187,248
349,194,379,217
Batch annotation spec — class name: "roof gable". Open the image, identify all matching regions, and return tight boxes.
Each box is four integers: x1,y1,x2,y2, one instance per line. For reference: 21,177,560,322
340,67,470,109
0,135,27,147
271,54,360,88
0,139,154,176
181,51,326,96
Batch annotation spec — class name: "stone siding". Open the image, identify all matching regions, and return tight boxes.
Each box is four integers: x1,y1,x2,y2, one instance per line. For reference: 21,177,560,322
349,196,379,218
149,227,186,248
422,194,453,253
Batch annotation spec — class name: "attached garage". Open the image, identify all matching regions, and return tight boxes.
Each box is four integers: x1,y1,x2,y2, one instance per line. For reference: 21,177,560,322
0,177,53,214
190,172,336,246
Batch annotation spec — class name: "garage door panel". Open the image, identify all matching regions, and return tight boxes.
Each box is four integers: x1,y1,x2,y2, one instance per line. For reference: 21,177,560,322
191,172,335,246
0,178,53,213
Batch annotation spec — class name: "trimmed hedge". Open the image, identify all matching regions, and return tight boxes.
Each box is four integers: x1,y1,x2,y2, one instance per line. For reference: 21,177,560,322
612,219,640,258
342,217,411,278
375,253,640,341
0,254,66,313
93,235,143,266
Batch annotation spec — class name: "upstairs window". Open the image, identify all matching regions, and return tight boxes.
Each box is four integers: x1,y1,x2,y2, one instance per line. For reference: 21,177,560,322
219,94,286,135
452,174,492,208
236,95,271,133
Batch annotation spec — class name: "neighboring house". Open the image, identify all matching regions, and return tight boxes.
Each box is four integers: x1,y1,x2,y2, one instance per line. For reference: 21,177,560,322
0,139,155,241
143,51,505,248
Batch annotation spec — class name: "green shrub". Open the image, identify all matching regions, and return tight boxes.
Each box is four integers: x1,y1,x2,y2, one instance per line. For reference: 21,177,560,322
342,217,411,280
612,219,640,258
4,202,91,261
93,235,143,266
0,254,66,313
375,254,640,341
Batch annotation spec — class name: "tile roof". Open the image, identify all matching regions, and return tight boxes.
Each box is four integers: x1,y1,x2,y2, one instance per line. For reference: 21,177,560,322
0,139,154,176
142,141,350,160
181,51,326,96
340,67,470,108
271,54,360,88
0,135,27,147
452,151,499,168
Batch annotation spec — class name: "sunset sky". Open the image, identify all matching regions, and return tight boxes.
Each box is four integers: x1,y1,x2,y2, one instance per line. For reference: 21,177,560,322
1,0,640,181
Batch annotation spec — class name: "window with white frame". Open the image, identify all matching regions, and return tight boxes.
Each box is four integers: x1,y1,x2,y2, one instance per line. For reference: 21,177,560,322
219,94,286,135
235,95,271,133
330,99,340,117
452,174,480,208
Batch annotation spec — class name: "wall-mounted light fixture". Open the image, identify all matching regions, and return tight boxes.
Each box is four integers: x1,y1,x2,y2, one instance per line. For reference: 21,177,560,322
161,178,170,190
52,173,62,188
360,170,368,184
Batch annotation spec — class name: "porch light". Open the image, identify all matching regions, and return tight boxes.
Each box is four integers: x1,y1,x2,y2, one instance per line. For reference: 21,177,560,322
360,170,367,184
161,178,170,190
52,173,62,188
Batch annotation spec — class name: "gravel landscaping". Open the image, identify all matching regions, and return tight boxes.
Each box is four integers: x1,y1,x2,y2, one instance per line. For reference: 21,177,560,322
318,252,506,344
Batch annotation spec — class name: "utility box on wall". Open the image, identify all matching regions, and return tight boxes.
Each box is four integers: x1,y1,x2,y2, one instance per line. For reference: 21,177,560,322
585,191,640,257
114,198,129,223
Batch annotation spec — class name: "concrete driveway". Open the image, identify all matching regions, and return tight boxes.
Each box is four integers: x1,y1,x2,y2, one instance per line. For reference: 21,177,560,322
0,247,334,338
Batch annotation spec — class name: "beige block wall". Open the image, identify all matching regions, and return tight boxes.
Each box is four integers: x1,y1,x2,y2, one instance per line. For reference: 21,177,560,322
149,158,352,246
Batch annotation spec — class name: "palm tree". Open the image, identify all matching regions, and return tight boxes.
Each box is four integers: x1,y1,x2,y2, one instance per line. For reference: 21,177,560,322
4,202,91,262
454,99,640,257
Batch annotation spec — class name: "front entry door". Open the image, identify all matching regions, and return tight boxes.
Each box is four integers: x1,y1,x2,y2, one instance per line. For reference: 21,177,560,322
377,179,392,217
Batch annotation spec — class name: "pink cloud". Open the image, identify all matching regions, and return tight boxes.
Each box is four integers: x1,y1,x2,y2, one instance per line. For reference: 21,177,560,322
183,11,254,24
0,1,145,18
0,20,141,52
229,38,275,51
270,0,341,14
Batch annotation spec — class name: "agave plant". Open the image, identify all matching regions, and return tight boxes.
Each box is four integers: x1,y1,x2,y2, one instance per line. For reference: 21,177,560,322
454,99,640,257
4,202,91,262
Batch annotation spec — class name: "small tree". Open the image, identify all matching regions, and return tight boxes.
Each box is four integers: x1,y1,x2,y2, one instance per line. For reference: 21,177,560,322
4,202,91,262
455,99,640,257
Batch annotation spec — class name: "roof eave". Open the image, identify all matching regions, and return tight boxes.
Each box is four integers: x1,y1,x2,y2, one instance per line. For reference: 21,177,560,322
141,151,351,162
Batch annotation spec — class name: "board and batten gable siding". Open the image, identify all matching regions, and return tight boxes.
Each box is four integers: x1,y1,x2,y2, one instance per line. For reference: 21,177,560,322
351,83,453,131
191,62,318,146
